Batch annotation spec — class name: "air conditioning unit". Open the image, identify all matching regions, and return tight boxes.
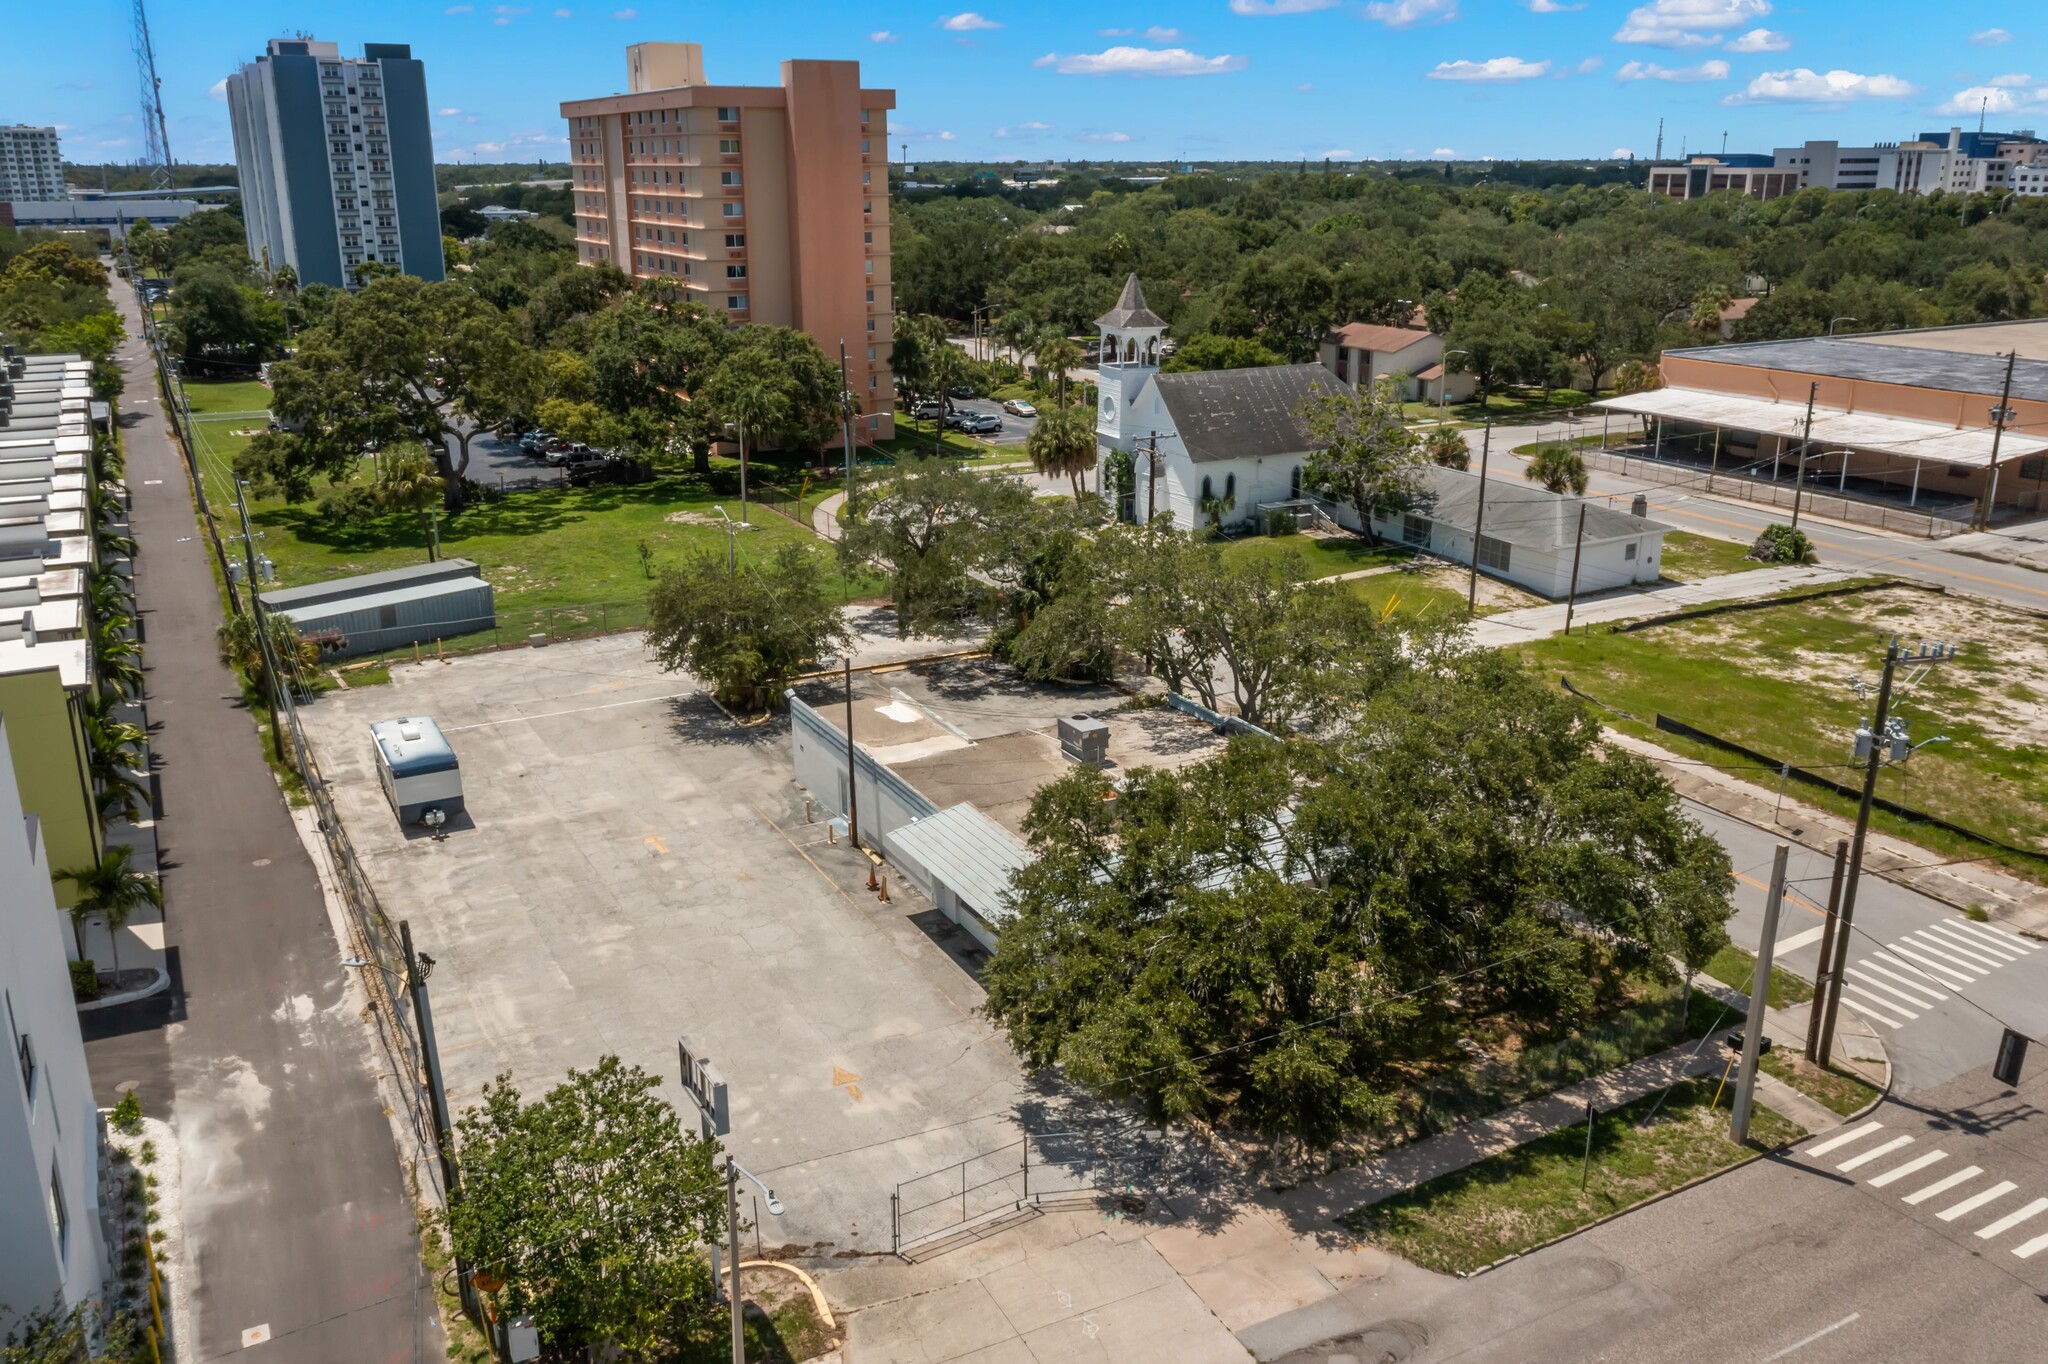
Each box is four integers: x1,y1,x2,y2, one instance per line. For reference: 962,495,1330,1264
1058,714,1109,767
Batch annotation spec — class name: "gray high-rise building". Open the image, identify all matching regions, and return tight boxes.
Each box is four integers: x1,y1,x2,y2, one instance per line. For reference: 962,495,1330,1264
224,38,444,289
0,125,65,201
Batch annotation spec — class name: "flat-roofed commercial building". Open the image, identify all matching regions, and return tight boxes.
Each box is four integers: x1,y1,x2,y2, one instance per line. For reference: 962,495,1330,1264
223,37,445,288
1648,157,1802,202
561,42,897,442
1595,321,2048,532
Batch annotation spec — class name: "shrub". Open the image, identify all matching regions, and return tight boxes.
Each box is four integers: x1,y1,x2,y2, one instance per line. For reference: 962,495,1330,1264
71,958,102,1000
1748,523,1817,565
1264,508,1299,537
112,1090,143,1134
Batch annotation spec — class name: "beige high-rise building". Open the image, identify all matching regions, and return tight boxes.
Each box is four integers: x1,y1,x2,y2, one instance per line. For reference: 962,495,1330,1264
562,42,897,441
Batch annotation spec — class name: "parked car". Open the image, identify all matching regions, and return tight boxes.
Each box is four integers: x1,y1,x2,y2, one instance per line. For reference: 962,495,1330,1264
532,437,569,460
945,385,978,400
1001,398,1037,418
943,412,976,432
965,413,1002,435
519,430,553,454
547,441,601,467
912,400,943,420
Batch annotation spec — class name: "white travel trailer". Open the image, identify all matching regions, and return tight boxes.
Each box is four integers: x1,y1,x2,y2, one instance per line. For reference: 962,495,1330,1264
370,716,465,826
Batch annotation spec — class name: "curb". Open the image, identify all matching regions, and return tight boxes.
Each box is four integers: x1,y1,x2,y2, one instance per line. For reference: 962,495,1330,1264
77,966,170,1012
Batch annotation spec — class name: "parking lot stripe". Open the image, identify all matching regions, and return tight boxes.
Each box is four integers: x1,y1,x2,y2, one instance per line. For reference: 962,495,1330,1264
1904,1167,1983,1205
1838,1136,1916,1171
1835,987,1911,1029
1975,1198,2048,1240
1936,1181,2016,1222
1805,1122,1885,1158
1852,959,1948,1003
2014,1232,2048,1260
1866,1150,1947,1188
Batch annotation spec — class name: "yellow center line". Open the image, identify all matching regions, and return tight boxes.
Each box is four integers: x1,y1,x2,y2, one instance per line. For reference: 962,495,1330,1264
1734,868,1827,919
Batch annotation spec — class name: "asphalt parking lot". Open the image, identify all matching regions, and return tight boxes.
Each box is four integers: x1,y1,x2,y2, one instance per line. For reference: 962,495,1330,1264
945,395,1038,450
295,628,1037,1250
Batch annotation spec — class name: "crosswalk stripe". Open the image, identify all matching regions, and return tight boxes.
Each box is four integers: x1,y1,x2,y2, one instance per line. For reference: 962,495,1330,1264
1975,1198,2048,1240
1837,986,1912,1027
1869,952,1952,992
1838,1136,1916,1171
1937,1181,2017,1222
1866,1151,1946,1187
1844,968,1941,1011
1776,925,1827,953
1805,1122,1885,1158
1854,959,1948,1003
1945,917,2039,954
1900,934,1993,975
1904,1167,1983,1205
1923,921,2025,962
1909,928,2007,971
2014,1232,2048,1260
1886,942,1979,985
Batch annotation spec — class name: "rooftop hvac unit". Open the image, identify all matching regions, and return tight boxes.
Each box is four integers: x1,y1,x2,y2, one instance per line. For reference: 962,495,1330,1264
1058,714,1110,767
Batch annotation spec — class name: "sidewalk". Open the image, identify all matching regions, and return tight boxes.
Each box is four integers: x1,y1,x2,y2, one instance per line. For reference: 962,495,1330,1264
1469,563,1849,646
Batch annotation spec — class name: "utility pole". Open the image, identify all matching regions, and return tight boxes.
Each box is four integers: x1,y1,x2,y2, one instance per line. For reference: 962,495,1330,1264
1789,381,1817,528
1974,350,2017,532
1815,638,1954,1063
1467,391,1492,615
838,340,856,521
1144,431,1161,523
727,1157,745,1364
1562,502,1588,635
1730,842,1789,1144
842,655,860,848
1804,839,1850,1063
234,480,286,762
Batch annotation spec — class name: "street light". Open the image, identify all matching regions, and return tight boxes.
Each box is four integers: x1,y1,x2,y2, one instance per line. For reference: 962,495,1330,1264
722,421,751,525
725,1154,785,1364
969,304,995,363
1828,316,1858,336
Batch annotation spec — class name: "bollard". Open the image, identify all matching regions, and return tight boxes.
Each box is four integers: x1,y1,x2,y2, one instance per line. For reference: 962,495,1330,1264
827,823,837,845
436,637,444,661
413,642,421,665
804,796,813,823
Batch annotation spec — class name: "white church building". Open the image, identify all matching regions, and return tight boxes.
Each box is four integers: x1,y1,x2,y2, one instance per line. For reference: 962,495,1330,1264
1093,275,1350,532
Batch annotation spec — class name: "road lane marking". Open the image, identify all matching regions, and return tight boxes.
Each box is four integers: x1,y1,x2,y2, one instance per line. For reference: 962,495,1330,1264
1884,942,1978,985
1776,925,1827,953
1734,870,1827,918
1906,929,2006,971
1947,917,2040,953
1837,1135,1916,1171
1898,932,1991,973
1835,987,1910,1029
1936,1181,2016,1221
1922,920,2025,962
1763,1312,1860,1361
1866,1150,1946,1187
1975,1198,2048,1240
1869,952,1953,993
1854,958,1947,1002
1844,967,1941,1011
1903,1166,1982,1205
2014,1231,2048,1259
1805,1121,1885,1158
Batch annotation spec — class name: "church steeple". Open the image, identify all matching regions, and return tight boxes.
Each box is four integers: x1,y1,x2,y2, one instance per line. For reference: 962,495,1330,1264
1096,273,1167,369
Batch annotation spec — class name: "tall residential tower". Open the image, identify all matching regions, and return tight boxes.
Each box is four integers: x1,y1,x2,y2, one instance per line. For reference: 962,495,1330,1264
561,42,897,441
223,38,444,289
0,126,65,201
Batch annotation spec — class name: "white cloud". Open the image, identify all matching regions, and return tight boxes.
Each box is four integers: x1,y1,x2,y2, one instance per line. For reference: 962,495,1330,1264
1992,72,2034,87
995,122,1055,139
941,11,1002,30
207,78,229,102
1317,147,1354,158
1617,58,1730,82
444,4,473,12
1574,57,1604,74
1077,131,1134,143
1527,0,1584,10
553,7,571,15
1936,82,2048,115
438,107,462,117
1612,146,1635,157
1725,27,1789,52
1099,27,1132,35
1971,28,2013,46
472,141,507,155
1364,0,1457,27
1727,67,1918,104
611,7,636,18
465,115,480,124
1427,56,1551,81
1040,46,1249,77
1614,0,1770,48
870,30,898,41
1146,26,1185,41
492,4,531,18
1296,81,1314,90
1022,120,1053,129
1432,147,1457,157
1229,0,1339,12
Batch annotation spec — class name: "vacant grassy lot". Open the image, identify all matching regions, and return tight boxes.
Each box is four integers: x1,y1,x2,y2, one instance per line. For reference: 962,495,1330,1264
1658,530,1764,583
1703,943,1814,1008
1524,584,2048,872
1341,1077,1803,1275
1222,532,1414,580
179,379,881,618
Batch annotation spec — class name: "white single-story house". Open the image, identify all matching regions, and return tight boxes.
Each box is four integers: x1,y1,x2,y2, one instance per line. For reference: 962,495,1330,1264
1370,465,1672,599
1318,322,1476,404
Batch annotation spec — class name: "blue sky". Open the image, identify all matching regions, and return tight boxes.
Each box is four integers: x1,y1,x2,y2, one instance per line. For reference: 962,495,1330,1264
7,2,2043,170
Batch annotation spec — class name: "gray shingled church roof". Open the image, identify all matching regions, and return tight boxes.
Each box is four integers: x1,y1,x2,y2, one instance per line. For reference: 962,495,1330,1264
1095,273,1168,331
1151,364,1348,464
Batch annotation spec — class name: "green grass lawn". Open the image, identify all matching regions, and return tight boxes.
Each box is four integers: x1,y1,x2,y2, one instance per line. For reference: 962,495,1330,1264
179,379,882,622
1759,1051,1882,1117
1702,944,1815,1009
1222,532,1413,580
1340,1077,1804,1275
1522,584,2048,878
1657,530,1764,583
880,418,1020,466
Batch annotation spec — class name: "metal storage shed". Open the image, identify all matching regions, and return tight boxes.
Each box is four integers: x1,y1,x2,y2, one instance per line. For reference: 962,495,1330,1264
260,559,495,658
888,804,1033,953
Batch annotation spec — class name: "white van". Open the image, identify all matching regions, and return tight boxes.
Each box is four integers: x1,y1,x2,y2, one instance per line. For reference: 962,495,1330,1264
370,716,465,826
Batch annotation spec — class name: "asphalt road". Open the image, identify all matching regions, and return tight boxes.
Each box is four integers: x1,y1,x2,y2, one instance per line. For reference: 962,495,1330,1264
85,282,435,1361
1475,417,2048,616
1697,800,2048,1096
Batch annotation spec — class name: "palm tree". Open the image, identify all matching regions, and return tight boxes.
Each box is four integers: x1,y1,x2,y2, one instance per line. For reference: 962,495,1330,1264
1424,426,1470,470
93,520,138,563
57,844,162,977
372,446,442,517
80,689,149,825
1689,285,1733,341
1025,405,1098,502
992,311,1036,365
87,567,134,624
1033,330,1084,407
1525,443,1590,496
95,635,146,701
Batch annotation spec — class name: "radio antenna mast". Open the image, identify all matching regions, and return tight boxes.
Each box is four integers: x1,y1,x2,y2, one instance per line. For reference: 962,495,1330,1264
133,0,177,195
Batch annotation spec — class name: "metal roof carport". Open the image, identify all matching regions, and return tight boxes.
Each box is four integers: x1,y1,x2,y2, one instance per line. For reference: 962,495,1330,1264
1592,388,2048,468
